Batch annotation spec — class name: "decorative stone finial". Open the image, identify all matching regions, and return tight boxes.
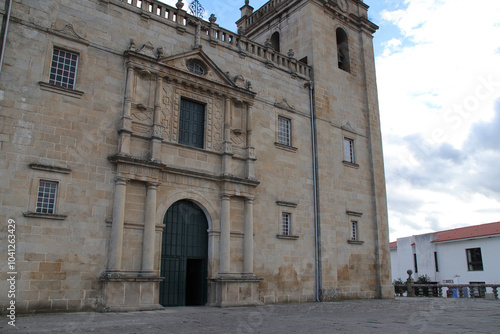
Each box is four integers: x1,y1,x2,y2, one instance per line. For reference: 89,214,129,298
176,0,184,10
209,13,217,24
129,39,136,51
287,49,294,58
245,0,250,5
265,38,272,48
157,47,164,58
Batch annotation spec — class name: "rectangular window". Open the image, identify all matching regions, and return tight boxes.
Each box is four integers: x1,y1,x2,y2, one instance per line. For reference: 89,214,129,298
434,252,439,272
49,48,78,90
278,116,291,146
179,98,205,149
344,138,354,163
281,212,291,236
413,253,418,273
351,221,358,241
36,180,58,214
466,248,484,271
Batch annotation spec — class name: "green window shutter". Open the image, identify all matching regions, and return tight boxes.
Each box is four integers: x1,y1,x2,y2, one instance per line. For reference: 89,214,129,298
179,98,205,149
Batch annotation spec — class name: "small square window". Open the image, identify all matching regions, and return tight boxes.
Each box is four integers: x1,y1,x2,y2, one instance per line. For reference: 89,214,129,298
281,212,291,236
49,48,78,90
466,248,484,271
36,180,58,214
344,138,354,163
278,117,291,146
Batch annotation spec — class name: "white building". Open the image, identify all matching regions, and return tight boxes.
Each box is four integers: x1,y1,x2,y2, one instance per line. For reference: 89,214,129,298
390,222,500,285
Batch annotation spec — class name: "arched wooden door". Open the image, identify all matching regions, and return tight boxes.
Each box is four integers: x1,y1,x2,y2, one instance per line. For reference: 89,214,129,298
159,200,208,306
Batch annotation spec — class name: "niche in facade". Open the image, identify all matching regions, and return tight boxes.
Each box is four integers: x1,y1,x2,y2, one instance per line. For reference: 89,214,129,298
270,32,280,53
336,28,350,72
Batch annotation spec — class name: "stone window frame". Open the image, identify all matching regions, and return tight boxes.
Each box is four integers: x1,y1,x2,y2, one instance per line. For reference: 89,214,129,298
344,137,355,163
281,212,291,236
276,201,299,240
275,115,297,152
341,123,360,168
38,35,86,98
346,210,363,245
23,164,70,220
177,97,207,149
35,180,59,214
350,220,358,241
342,134,359,168
172,87,216,151
186,58,207,76
270,31,280,52
49,48,79,90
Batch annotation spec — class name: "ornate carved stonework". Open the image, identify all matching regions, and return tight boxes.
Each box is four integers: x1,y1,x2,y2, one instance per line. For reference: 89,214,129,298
152,124,163,139
230,132,245,147
52,23,89,45
161,81,173,141
132,122,152,138
223,141,233,154
133,72,153,107
131,105,153,124
213,98,224,152
136,41,157,58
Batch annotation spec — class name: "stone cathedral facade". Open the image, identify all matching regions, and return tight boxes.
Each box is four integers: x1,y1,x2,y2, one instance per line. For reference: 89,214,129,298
0,0,393,312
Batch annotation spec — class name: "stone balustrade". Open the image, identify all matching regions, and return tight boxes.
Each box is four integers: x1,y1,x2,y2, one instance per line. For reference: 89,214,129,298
394,283,499,300
241,0,286,27
114,0,312,78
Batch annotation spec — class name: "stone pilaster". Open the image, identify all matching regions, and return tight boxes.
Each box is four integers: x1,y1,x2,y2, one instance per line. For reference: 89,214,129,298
245,103,256,179
222,97,233,175
151,75,163,161
141,182,159,275
119,66,134,155
107,176,128,272
219,194,231,274
243,197,254,274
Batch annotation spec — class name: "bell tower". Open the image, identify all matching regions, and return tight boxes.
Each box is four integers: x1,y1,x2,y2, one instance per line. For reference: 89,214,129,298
238,0,394,300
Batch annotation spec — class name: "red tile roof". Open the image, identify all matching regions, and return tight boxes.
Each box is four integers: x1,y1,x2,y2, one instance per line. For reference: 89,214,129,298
431,221,500,243
390,241,397,249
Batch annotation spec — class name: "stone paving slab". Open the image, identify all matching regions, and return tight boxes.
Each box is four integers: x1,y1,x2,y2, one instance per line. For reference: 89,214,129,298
2,298,500,333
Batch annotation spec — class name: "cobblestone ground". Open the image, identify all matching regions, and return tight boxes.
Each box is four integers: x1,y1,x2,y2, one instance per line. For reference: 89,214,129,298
2,298,500,333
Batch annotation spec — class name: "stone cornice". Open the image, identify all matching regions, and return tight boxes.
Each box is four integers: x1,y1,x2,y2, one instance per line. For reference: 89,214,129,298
108,154,260,187
29,163,72,174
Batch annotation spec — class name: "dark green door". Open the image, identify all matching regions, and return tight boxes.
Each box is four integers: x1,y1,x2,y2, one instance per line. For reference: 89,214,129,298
179,98,205,149
160,200,208,306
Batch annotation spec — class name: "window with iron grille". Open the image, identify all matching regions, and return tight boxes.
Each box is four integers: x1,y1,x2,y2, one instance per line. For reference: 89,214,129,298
186,60,206,76
344,138,354,163
466,248,484,271
281,212,291,236
36,180,58,214
49,48,78,90
351,221,358,241
278,116,291,146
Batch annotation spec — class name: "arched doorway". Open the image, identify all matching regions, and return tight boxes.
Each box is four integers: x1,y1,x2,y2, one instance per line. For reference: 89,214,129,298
159,200,208,306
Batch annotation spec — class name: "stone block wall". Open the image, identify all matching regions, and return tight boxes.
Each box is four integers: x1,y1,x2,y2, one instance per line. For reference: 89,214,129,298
0,0,391,312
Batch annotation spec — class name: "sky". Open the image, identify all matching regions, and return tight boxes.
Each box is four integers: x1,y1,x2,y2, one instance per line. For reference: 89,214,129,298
162,0,500,241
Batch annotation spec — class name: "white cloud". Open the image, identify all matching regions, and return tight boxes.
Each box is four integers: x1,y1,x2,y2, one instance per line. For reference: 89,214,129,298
376,0,500,240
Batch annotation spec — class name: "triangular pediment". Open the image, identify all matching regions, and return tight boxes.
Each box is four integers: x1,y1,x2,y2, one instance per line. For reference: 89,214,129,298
159,49,235,88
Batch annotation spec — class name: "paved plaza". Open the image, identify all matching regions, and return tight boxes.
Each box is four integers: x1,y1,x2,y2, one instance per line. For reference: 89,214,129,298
2,298,499,333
